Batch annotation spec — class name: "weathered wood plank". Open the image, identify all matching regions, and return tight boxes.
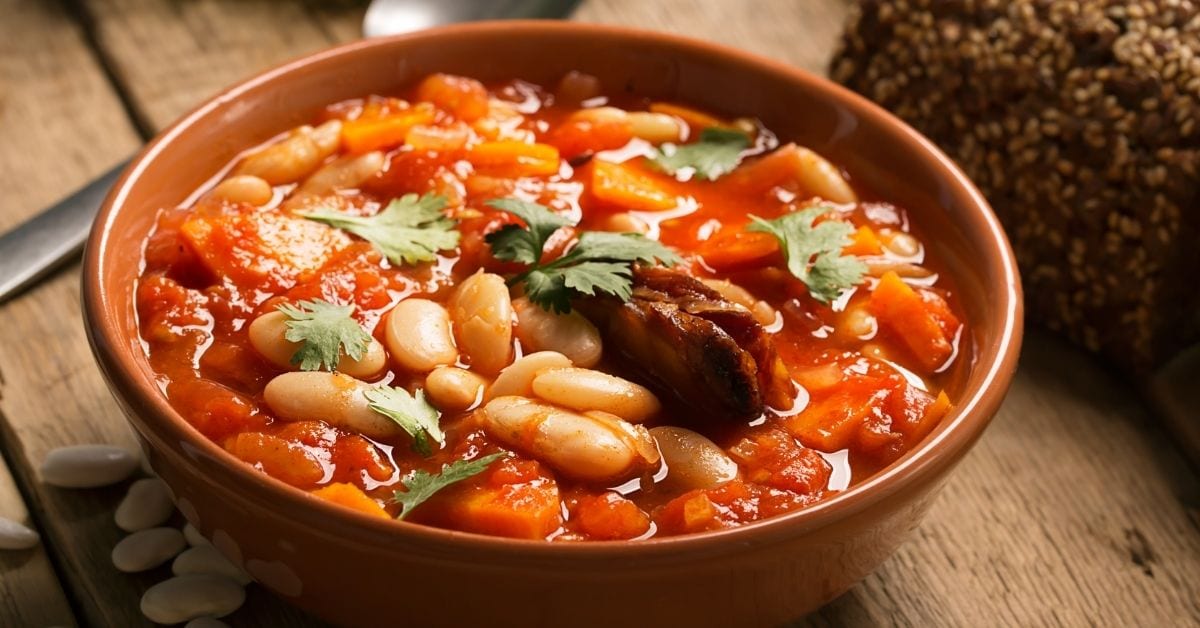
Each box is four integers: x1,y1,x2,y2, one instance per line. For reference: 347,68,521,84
0,453,76,627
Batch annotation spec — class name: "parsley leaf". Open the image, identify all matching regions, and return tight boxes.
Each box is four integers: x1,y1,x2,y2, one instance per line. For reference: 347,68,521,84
277,299,371,372
300,193,459,266
391,453,506,519
485,198,682,313
652,127,750,180
364,385,444,456
747,206,867,303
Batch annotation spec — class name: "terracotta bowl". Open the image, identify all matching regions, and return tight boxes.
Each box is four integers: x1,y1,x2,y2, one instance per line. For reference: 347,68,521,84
83,21,1022,627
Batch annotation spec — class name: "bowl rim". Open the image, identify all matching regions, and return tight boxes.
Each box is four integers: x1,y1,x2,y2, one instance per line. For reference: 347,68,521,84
84,19,1023,558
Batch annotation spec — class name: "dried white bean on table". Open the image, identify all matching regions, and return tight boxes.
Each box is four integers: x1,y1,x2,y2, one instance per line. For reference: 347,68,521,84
141,574,246,624
185,618,231,628
173,545,252,585
112,527,186,573
40,444,139,488
0,516,39,549
183,523,209,547
115,477,175,532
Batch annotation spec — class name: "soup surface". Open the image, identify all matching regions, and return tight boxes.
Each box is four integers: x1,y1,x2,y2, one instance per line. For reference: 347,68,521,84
136,72,967,541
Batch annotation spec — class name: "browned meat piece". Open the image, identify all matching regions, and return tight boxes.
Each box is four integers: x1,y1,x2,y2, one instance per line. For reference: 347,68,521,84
582,267,794,421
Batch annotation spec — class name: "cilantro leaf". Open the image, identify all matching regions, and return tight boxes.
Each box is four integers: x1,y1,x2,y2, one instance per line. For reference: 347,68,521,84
485,198,681,313
364,385,444,456
652,127,750,181
747,206,867,303
277,299,371,372
391,453,506,519
300,193,459,266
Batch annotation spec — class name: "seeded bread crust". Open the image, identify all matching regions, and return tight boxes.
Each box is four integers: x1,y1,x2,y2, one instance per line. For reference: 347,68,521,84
831,0,1200,370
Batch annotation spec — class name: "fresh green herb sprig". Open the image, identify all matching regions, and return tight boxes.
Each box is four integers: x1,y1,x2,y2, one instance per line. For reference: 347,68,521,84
652,127,750,181
485,198,681,313
391,453,506,519
277,299,371,372
300,193,459,266
365,385,445,456
747,205,867,303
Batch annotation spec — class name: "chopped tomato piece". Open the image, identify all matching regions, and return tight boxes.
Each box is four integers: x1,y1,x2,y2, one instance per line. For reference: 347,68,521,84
868,271,955,371
572,492,651,540
415,73,489,122
547,117,633,160
311,483,390,519
225,432,325,488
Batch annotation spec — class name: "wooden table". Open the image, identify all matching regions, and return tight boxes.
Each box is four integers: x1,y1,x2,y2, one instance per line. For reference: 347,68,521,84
1,1,1196,625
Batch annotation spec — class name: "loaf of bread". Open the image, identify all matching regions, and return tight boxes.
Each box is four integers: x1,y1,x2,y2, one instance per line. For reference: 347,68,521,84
831,0,1199,370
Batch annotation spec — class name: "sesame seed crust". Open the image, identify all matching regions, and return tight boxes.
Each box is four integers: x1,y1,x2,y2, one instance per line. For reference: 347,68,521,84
832,0,1199,371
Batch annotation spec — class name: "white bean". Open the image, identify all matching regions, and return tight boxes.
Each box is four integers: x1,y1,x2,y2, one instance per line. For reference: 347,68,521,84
235,127,322,185
115,478,175,532
627,111,684,144
0,516,39,550
487,351,571,400
881,230,921,258
290,150,384,200
140,575,246,624
208,175,273,206
384,299,458,372
699,278,778,327
793,146,857,204
449,272,514,375
512,297,602,368
650,426,737,491
263,372,403,440
840,305,878,339
597,212,649,235
248,310,386,379
173,545,252,585
186,618,231,628
183,523,209,548
481,397,658,483
40,445,138,488
531,367,660,423
112,527,187,573
309,119,343,156
424,367,487,412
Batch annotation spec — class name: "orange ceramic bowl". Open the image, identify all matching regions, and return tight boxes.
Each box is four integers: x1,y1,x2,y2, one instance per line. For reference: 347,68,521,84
83,21,1022,627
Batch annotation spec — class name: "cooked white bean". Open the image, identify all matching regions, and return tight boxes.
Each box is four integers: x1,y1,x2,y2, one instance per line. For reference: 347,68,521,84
0,516,39,550
183,523,209,548
235,127,322,185
140,575,246,624
554,71,603,104
40,445,138,488
481,397,658,483
112,527,187,573
173,545,252,585
650,426,737,491
700,278,778,327
531,367,660,423
512,297,602,368
384,299,458,372
290,150,384,200
881,230,921,258
309,119,343,156
628,111,684,144
449,272,514,375
568,106,627,124
424,367,488,412
863,258,935,278
263,372,403,440
185,618,231,628
597,212,649,235
487,351,571,399
208,175,273,206
248,310,386,379
841,306,878,339
793,146,857,204
115,478,175,532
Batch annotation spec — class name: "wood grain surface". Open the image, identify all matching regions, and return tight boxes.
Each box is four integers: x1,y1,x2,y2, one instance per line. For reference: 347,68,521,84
0,1,1196,626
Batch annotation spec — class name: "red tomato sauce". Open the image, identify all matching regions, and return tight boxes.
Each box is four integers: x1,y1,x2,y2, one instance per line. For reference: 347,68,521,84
136,73,968,541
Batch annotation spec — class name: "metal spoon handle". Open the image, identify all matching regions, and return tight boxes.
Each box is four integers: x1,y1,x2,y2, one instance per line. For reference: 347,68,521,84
0,160,128,304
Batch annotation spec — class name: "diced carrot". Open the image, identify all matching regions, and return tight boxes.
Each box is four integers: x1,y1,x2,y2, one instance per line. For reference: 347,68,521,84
587,160,677,211
697,228,780,271
727,143,800,195
340,106,437,154
648,102,726,132
168,379,269,441
225,432,325,488
654,491,720,536
435,479,563,540
332,435,395,483
905,390,951,443
467,141,561,177
547,117,633,160
415,73,489,122
311,483,390,519
784,381,891,451
868,271,954,371
844,225,883,256
572,493,651,540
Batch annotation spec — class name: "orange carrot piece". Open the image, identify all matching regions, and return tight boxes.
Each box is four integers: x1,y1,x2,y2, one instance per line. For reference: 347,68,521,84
906,390,952,443
467,141,561,177
698,229,780,271
439,481,563,540
726,143,799,195
341,106,436,154
311,483,390,519
868,271,954,371
573,493,651,541
784,389,877,451
589,160,676,211
844,225,883,256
